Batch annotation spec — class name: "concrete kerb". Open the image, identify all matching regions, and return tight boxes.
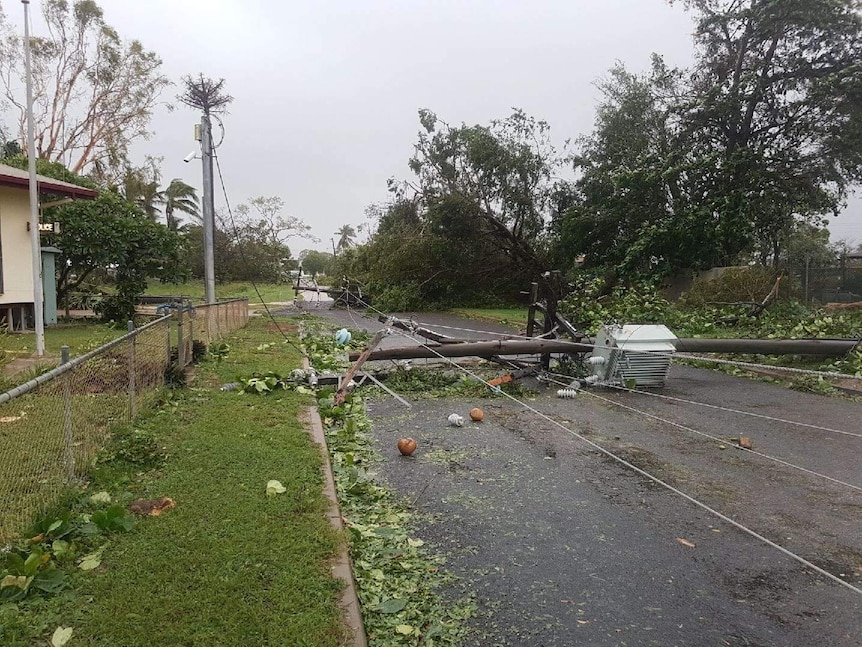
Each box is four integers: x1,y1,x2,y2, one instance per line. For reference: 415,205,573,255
302,358,367,647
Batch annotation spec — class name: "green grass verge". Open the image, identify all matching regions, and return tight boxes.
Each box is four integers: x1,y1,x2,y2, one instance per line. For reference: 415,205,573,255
450,307,528,328
0,317,345,647
141,281,294,304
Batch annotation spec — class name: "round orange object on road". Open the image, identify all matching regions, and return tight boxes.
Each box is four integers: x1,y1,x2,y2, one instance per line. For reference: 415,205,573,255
469,407,484,422
397,437,417,456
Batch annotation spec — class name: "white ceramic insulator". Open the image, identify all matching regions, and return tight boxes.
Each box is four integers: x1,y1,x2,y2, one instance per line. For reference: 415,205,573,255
588,356,606,365
556,389,579,399
585,375,601,385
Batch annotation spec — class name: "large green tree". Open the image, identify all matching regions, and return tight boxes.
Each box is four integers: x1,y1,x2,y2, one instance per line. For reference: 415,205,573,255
553,58,701,279
558,0,862,279
298,249,334,277
346,109,562,308
46,192,186,319
681,0,862,264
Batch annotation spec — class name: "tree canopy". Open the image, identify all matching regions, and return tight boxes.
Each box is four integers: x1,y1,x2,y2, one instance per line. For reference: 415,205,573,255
0,0,170,179
555,0,862,280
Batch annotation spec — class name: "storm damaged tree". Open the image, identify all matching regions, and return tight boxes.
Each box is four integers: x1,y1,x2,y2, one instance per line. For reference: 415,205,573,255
558,0,862,280
408,109,557,281
0,0,170,178
351,109,563,308
679,0,862,265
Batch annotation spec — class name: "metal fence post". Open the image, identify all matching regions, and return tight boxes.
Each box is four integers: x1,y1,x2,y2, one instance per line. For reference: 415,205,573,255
189,303,196,359
127,320,136,420
177,305,185,368
167,313,172,366
61,345,75,482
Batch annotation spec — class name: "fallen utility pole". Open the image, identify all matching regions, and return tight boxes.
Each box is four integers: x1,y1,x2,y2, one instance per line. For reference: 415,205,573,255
350,337,859,362
349,338,592,361
674,338,858,356
379,315,464,344
335,327,389,404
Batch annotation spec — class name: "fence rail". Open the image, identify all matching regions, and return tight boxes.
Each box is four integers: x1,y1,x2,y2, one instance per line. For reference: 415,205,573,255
0,298,249,543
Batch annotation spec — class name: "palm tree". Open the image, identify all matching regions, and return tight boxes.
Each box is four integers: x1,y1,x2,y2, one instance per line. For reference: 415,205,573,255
163,179,200,231
336,224,356,251
121,166,164,220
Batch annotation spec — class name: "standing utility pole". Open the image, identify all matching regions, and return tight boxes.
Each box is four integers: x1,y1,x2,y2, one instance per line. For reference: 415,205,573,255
200,114,216,304
179,74,232,306
22,0,44,356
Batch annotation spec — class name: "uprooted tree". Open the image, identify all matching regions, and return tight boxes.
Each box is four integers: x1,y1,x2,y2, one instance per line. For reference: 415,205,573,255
341,109,565,309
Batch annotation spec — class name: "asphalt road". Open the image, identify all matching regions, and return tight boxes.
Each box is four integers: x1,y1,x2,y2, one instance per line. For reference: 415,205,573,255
300,304,862,646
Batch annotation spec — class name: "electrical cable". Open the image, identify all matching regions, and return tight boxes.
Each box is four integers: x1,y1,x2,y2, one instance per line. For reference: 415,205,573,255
409,319,862,382
544,371,862,440
211,149,304,355
538,373,862,493
341,288,862,596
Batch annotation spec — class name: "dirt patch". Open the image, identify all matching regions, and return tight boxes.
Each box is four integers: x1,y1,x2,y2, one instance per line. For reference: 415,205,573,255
268,322,298,333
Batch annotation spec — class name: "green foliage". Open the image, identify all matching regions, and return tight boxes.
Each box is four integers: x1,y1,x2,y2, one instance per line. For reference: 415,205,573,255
0,155,98,190
88,505,134,534
91,289,140,323
316,389,473,645
0,545,68,602
238,372,289,394
96,426,166,470
554,1,862,279
208,341,231,363
827,348,862,377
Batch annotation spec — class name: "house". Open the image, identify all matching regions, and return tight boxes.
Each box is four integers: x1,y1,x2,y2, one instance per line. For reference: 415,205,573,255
0,163,98,331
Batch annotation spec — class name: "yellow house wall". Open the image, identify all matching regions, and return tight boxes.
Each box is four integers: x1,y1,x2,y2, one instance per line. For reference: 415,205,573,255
0,186,36,306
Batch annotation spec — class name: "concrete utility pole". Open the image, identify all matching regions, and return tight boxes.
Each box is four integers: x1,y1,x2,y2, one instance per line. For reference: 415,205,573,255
22,0,44,356
179,75,231,305
200,114,216,304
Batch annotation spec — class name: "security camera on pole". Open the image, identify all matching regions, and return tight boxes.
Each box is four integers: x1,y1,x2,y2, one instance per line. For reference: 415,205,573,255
178,74,233,305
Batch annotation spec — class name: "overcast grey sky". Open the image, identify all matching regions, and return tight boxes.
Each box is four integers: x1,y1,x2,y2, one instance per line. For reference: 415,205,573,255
9,0,862,250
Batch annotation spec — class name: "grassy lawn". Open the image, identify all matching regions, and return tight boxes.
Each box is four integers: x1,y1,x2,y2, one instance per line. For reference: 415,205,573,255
0,321,126,360
142,280,294,304
450,307,528,328
0,317,345,646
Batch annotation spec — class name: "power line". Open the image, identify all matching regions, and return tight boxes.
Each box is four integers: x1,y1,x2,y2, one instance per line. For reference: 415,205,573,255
543,371,862,440
540,374,862,493
339,289,862,596
211,149,304,355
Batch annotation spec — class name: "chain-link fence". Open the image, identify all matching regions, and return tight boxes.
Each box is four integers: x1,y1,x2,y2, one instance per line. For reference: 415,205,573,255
0,298,249,543
192,298,250,349
788,264,862,304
